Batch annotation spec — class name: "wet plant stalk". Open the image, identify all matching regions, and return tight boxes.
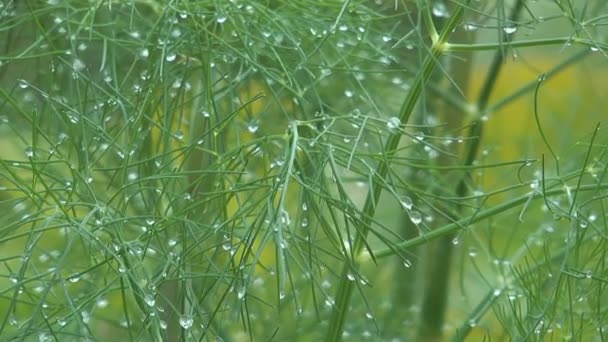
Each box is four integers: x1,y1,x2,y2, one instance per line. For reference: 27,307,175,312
324,2,471,340
419,1,525,338
417,3,477,338
420,0,524,340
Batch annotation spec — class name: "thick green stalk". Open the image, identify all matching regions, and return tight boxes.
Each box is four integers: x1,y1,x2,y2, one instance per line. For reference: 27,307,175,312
417,1,477,337
324,2,470,340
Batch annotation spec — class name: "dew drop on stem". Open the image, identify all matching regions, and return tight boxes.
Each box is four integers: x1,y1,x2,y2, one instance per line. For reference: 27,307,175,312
24,146,34,158
432,2,450,18
144,293,155,307
386,117,400,131
179,315,193,329
409,210,422,225
246,119,259,133
503,26,517,34
400,196,413,211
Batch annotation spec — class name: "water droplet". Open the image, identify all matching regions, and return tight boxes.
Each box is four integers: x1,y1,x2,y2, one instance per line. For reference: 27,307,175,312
68,275,80,283
403,259,412,268
237,286,246,300
409,210,422,225
175,130,184,140
463,23,478,31
346,272,356,281
503,26,517,34
400,196,413,210
279,210,291,225
279,240,288,249
18,79,28,89
386,117,401,131
216,15,227,24
432,3,450,18
96,298,108,308
72,58,85,71
344,90,354,98
24,146,34,158
452,236,460,245
127,172,138,181
468,247,477,257
201,110,210,118
579,220,589,229
144,293,155,307
179,315,193,329
365,312,374,319
246,119,259,133
139,48,149,59
301,217,309,228
493,289,502,297
166,52,177,62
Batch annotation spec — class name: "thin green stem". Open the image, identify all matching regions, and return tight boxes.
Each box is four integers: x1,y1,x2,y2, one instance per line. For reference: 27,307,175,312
446,37,607,52
368,182,608,260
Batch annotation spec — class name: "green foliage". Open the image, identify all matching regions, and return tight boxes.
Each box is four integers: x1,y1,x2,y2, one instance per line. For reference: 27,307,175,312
0,0,607,341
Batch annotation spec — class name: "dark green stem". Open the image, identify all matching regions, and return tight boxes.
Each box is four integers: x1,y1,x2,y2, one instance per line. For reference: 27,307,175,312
324,2,471,340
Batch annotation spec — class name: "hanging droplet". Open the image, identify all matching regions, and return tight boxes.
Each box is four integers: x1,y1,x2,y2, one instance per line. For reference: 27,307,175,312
179,315,193,329
216,15,228,24
138,48,149,59
503,26,517,34
468,247,477,257
432,3,450,18
400,196,413,210
72,58,86,71
246,119,259,133
144,293,155,307
386,117,400,131
237,286,246,300
24,146,34,158
166,52,177,62
409,210,422,225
